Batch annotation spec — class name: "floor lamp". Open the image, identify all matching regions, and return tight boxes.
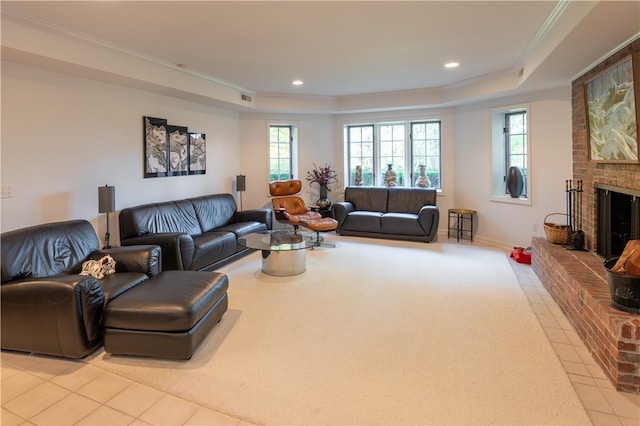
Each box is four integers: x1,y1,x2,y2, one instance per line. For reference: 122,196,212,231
236,175,246,210
98,185,115,249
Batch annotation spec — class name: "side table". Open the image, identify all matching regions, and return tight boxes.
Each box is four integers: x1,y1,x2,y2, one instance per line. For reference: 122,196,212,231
448,209,476,242
317,207,333,218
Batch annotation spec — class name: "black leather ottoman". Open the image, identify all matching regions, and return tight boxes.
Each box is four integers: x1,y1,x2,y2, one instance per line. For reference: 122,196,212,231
103,270,228,359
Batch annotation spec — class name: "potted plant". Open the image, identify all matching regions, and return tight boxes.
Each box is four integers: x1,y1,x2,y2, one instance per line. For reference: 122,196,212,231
306,164,338,208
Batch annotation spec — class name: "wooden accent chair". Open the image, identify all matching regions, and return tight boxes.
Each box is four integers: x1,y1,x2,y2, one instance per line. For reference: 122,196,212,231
269,179,337,246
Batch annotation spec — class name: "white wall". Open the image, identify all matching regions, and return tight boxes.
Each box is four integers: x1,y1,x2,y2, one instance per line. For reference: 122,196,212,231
239,113,336,210
239,108,458,219
2,62,573,250
333,108,458,219
453,87,573,248
238,93,572,249
1,62,241,245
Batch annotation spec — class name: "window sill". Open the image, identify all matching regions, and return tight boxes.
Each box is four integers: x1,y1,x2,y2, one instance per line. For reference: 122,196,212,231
490,195,531,206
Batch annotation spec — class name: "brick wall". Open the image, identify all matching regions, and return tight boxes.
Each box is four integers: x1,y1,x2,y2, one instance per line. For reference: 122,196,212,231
572,39,640,250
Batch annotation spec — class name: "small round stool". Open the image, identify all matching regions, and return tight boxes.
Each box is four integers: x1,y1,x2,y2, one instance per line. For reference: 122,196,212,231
447,209,476,242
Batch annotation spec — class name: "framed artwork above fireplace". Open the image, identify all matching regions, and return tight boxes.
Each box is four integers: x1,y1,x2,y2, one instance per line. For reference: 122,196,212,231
585,55,639,163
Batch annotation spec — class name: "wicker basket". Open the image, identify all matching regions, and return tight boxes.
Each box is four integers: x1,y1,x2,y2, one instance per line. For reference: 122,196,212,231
544,213,570,244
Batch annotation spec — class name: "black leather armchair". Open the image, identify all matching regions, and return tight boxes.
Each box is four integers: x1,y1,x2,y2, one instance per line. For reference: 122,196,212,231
1,220,161,358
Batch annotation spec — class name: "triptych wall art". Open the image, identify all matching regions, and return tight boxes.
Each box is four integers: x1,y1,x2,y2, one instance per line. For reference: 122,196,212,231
143,116,206,178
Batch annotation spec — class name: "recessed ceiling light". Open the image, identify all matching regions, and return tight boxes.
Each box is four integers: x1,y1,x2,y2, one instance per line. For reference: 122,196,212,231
292,80,304,86
445,62,460,69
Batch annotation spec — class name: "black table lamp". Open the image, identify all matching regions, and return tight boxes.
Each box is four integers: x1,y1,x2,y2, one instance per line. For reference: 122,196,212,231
98,185,115,248
236,175,246,210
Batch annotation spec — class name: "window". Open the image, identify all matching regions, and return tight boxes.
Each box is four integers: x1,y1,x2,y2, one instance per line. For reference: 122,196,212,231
348,125,374,186
269,125,295,181
491,105,529,201
380,124,406,185
346,120,441,188
505,111,527,196
411,121,441,189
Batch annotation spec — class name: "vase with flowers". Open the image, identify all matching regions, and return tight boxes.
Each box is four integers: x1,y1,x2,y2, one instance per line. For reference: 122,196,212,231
306,163,338,209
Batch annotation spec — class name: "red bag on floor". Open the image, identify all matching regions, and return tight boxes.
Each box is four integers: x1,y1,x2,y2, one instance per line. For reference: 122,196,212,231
510,247,531,265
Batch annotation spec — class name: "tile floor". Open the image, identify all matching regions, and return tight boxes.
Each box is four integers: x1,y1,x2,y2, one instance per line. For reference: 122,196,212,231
511,259,640,426
1,250,639,425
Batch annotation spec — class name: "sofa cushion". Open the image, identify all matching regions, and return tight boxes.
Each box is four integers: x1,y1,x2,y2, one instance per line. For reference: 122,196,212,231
345,187,388,212
387,188,437,214
190,232,237,271
217,221,268,238
1,220,99,282
190,194,237,232
341,211,383,232
381,213,424,235
120,200,202,238
103,271,228,332
99,272,148,303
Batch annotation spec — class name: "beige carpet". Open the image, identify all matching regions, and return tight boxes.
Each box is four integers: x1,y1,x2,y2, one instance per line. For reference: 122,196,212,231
86,236,590,425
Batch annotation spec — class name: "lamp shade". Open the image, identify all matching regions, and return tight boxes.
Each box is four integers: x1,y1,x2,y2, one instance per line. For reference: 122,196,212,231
236,175,246,192
98,185,115,213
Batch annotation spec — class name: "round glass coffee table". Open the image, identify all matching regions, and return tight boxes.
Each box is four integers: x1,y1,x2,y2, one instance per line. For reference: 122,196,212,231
237,230,316,276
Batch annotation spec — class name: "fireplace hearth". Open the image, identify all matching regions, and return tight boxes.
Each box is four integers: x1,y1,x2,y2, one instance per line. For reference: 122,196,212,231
532,238,640,394
596,183,640,259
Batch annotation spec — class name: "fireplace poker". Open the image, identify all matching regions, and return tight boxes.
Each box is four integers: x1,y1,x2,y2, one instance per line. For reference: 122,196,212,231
572,180,585,250
566,179,573,232
571,181,578,232
578,180,583,230
564,180,571,227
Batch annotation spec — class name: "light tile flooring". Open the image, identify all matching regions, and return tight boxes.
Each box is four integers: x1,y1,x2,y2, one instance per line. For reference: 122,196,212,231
2,252,639,425
0,351,255,426
510,259,640,426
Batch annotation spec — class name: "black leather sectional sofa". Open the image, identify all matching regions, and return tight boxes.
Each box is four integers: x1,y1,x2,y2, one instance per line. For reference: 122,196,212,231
1,220,162,358
333,186,439,242
1,219,230,359
119,193,273,271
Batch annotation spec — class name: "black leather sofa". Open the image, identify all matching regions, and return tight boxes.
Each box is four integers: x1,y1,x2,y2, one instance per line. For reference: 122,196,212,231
1,219,231,360
0,220,162,358
333,186,439,242
119,193,273,271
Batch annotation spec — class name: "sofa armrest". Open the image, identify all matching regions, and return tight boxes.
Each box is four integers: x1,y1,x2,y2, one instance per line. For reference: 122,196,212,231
332,202,354,226
1,275,104,358
273,207,288,222
418,205,440,240
121,233,194,271
234,208,273,230
93,245,162,277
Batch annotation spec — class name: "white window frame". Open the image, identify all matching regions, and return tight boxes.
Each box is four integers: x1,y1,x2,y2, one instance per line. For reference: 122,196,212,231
268,123,298,181
345,120,442,189
490,104,531,205
346,124,376,186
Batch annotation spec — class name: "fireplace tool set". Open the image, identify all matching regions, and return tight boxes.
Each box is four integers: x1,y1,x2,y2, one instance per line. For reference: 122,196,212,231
566,179,585,250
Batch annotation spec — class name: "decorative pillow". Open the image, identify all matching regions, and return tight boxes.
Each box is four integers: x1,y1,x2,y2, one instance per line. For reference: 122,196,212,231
80,255,116,279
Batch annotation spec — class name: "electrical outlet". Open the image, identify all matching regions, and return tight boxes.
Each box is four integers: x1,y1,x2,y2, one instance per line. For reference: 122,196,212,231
1,185,14,198
531,222,537,232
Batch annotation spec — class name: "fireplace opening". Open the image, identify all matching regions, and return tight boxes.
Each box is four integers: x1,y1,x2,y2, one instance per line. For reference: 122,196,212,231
596,183,640,259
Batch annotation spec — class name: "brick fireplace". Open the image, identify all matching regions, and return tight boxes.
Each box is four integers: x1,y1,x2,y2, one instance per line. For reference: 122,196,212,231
532,39,640,394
